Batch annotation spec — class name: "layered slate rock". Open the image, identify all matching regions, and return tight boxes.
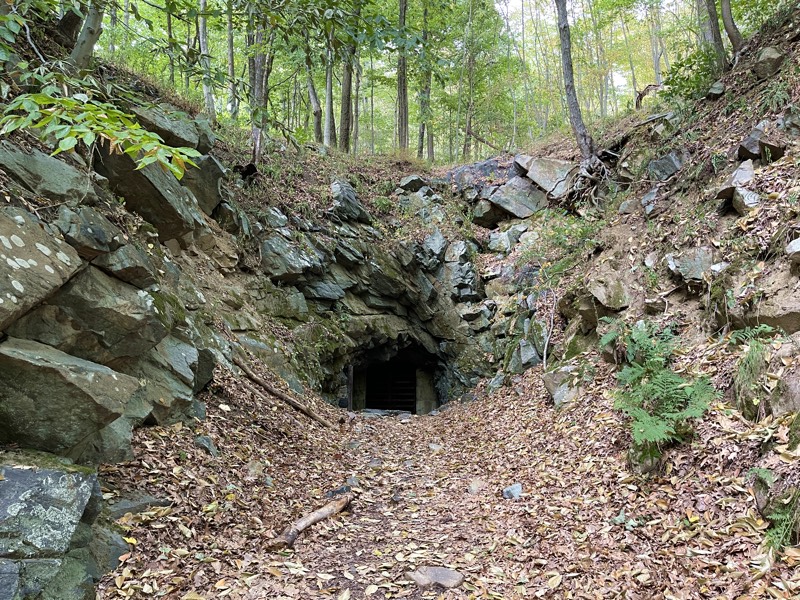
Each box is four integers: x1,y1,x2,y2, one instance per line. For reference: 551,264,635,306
0,141,104,205
329,179,372,224
180,155,228,215
129,103,200,149
738,123,786,163
8,266,167,365
716,160,755,200
112,333,211,425
0,451,129,600
516,155,578,199
753,46,785,79
666,247,714,284
542,364,581,408
0,338,140,457
94,145,207,245
648,152,683,181
260,233,325,283
474,176,546,228
54,206,126,260
92,243,159,289
0,206,81,331
448,158,514,195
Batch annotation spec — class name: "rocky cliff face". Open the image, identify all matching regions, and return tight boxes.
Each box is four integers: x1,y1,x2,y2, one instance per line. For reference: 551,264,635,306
4,21,800,590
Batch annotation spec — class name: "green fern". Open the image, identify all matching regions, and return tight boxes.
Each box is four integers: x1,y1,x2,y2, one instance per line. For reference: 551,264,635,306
610,320,717,458
764,491,799,551
729,325,777,345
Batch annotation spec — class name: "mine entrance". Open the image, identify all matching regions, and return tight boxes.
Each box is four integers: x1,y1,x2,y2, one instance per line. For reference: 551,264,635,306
351,347,439,415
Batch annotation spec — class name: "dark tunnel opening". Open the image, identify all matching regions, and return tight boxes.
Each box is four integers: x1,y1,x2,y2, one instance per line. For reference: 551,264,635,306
350,345,440,415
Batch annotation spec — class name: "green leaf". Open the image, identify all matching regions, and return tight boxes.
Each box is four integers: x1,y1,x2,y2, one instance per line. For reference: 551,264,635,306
59,137,78,152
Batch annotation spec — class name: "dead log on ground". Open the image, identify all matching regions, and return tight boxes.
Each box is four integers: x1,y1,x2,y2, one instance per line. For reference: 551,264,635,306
267,494,353,550
233,356,333,428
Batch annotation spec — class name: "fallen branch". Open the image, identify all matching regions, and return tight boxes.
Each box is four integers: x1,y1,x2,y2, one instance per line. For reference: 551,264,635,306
233,356,333,428
266,494,353,550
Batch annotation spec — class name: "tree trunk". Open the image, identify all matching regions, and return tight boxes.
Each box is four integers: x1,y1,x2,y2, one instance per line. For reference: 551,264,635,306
397,0,409,151
696,0,713,44
304,41,323,144
340,58,354,152
704,0,727,73
69,1,105,70
720,0,744,53
554,0,594,159
370,52,375,154
353,54,361,154
307,69,323,144
339,3,361,153
620,17,638,105
417,3,432,161
323,31,334,148
227,0,239,118
198,0,216,123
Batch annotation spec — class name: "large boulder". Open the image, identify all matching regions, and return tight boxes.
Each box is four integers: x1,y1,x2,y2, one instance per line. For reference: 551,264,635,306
753,47,784,80
715,160,755,200
666,247,714,284
8,266,167,365
648,152,683,181
0,141,104,205
738,123,785,163
329,179,371,224
447,158,514,195
586,270,632,311
482,176,547,225
416,229,448,271
542,364,580,408
93,145,207,246
0,206,81,331
92,243,159,289
260,234,324,283
53,206,125,260
180,155,228,215
113,344,197,425
129,103,200,149
472,199,510,229
0,451,129,599
0,338,140,457
741,266,800,333
516,156,578,199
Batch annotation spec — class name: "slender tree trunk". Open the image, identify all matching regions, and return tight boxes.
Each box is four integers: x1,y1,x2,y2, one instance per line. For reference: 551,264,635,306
166,12,176,86
304,43,323,143
198,0,216,123
108,2,116,54
620,17,638,102
554,0,594,159
353,54,361,154
704,0,727,72
339,3,361,152
417,4,432,160
323,32,334,148
397,0,409,151
227,0,239,118
720,0,743,53
70,1,105,70
370,53,375,154
185,21,193,91
696,0,713,43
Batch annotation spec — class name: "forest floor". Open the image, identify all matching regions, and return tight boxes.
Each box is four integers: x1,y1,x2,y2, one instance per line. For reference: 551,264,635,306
98,358,800,600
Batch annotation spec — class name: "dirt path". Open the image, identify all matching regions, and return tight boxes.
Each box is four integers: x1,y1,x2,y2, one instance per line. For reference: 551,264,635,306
99,368,799,599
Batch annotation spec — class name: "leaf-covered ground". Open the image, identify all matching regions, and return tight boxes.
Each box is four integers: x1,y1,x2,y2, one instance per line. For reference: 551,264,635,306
97,358,799,600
